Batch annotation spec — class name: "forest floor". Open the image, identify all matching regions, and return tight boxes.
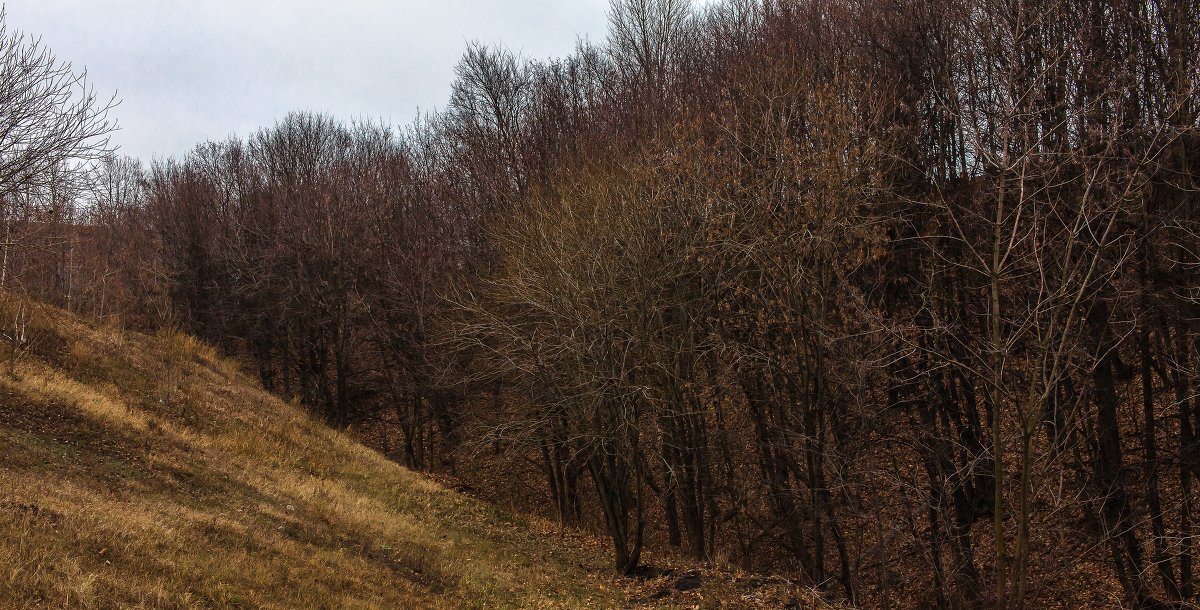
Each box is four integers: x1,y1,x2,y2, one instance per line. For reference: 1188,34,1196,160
0,297,831,609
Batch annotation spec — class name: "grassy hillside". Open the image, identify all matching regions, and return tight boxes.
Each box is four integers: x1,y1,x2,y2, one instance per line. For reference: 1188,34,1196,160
0,299,632,609
0,298,833,609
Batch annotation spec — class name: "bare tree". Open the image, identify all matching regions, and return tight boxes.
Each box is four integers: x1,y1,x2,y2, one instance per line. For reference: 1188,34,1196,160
0,8,117,288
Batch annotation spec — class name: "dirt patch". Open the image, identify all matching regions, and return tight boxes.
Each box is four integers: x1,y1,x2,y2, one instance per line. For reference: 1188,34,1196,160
0,387,176,496
0,388,146,459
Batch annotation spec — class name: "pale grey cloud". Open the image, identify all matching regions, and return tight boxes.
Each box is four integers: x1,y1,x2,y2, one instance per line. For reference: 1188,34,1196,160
2,0,617,161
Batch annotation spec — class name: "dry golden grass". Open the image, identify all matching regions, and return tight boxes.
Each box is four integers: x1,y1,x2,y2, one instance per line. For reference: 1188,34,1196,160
0,299,624,609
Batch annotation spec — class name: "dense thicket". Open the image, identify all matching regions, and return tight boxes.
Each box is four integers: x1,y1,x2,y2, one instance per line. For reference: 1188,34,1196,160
8,0,1200,607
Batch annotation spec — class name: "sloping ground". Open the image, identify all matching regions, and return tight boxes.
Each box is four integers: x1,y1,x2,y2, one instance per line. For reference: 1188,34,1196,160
0,298,837,609
0,300,628,609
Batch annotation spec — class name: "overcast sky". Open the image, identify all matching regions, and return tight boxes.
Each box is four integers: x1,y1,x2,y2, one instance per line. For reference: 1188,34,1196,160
2,0,620,162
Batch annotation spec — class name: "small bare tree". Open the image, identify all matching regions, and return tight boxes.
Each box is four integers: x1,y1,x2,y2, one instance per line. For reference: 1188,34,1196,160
0,8,117,193
0,8,117,359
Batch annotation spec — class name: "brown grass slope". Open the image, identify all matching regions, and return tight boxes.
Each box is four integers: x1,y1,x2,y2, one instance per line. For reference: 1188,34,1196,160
0,299,627,609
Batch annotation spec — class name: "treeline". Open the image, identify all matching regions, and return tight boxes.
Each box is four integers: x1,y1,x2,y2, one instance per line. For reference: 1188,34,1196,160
5,0,1200,607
